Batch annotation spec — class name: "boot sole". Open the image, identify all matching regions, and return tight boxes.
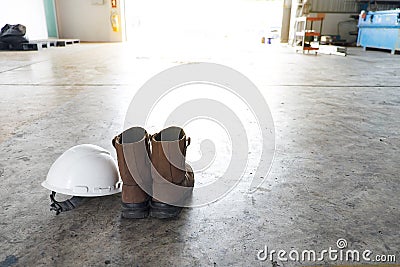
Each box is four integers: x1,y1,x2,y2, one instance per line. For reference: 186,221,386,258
150,208,181,219
150,201,182,219
122,209,149,219
121,201,150,219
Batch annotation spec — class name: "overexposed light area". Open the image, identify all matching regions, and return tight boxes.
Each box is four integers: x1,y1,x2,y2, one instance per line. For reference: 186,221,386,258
124,0,283,58
143,83,264,187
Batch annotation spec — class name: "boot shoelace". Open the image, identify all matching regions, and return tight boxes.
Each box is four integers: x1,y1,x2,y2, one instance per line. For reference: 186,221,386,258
49,191,86,215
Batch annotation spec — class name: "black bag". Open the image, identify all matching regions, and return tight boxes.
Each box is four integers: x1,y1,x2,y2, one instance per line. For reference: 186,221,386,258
0,24,29,50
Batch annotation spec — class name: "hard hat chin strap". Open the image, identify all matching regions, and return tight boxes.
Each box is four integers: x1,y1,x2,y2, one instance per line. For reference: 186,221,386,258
50,191,86,215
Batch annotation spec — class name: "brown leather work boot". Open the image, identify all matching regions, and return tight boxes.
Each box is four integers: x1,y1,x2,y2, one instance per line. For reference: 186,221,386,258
112,127,152,219
150,126,195,218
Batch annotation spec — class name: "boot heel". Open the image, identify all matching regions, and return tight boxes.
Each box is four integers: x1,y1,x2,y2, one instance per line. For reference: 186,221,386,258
150,200,182,219
121,201,150,219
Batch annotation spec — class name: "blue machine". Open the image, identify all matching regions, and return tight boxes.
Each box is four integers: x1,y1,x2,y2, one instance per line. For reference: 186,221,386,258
357,10,400,54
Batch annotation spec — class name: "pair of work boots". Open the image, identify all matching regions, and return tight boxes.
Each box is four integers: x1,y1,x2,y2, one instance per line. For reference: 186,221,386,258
112,126,194,219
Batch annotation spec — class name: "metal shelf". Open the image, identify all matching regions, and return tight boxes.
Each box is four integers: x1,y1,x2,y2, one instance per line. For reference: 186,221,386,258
294,16,324,54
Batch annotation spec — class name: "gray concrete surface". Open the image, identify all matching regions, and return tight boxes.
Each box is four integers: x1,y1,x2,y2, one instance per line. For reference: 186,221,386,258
0,43,399,267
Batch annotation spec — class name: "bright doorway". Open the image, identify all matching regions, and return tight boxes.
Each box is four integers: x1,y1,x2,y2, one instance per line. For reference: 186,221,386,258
123,0,284,58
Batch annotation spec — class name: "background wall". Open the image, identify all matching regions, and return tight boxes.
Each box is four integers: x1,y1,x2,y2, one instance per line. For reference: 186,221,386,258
0,0,48,40
314,13,356,35
312,13,358,44
55,0,125,42
288,0,360,45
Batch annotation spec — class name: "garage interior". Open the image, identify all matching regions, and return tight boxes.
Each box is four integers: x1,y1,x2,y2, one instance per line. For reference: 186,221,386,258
0,0,399,266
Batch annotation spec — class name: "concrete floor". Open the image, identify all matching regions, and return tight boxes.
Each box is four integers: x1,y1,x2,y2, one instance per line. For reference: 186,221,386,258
0,43,399,266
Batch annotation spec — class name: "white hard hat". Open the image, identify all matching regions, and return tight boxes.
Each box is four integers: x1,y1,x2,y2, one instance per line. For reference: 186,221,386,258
42,144,122,197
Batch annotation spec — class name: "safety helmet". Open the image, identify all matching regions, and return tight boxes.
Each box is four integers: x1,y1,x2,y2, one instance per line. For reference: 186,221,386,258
42,144,122,214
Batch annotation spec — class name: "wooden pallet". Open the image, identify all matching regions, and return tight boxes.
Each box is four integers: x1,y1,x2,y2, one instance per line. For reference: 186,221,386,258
31,39,58,48
0,39,81,51
21,43,41,51
55,39,80,47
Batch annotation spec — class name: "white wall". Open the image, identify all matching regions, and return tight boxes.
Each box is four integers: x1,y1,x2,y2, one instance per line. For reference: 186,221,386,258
55,0,125,42
312,13,355,35
310,13,358,43
0,0,48,40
